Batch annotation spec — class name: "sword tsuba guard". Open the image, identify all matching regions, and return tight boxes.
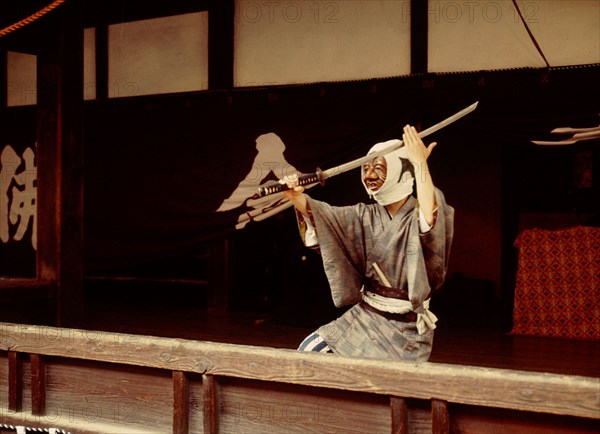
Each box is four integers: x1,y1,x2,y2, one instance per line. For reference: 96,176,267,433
315,167,326,186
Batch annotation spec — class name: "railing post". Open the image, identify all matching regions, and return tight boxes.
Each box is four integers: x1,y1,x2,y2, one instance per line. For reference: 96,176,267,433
432,399,449,434
8,351,23,412
30,354,46,416
390,396,408,434
203,374,220,434
173,371,190,434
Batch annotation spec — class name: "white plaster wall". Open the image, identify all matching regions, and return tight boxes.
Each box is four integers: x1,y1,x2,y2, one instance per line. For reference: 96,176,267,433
235,0,599,84
428,0,599,71
6,51,37,106
234,0,412,86
108,12,209,97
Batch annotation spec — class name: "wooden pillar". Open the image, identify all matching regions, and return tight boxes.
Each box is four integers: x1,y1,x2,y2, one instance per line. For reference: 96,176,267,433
173,371,190,434
30,353,46,416
500,140,521,331
36,0,84,327
410,0,428,74
390,396,408,434
208,0,234,90
432,399,449,434
8,351,23,412
202,374,220,434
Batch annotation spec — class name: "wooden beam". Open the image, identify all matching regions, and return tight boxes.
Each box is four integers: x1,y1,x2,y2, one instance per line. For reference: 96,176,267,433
1,322,598,420
30,353,46,416
410,0,428,74
35,0,84,326
0,278,51,302
208,0,234,90
173,371,190,434
202,374,220,434
390,396,408,434
8,351,23,412
432,399,449,434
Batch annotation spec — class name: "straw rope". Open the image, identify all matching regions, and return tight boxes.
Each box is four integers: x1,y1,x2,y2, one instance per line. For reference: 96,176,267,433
0,0,67,38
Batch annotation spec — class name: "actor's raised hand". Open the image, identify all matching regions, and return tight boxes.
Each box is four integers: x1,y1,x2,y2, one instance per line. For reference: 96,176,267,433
403,125,437,166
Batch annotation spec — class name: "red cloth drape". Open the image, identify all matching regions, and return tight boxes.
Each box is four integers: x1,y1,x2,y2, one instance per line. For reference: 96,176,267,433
512,226,600,340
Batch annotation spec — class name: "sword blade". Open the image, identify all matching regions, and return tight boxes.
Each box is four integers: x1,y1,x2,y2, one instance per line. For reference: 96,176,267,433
323,101,478,179
257,101,478,197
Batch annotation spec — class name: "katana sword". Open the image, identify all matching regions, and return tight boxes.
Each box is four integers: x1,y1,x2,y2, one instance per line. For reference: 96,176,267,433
257,101,478,197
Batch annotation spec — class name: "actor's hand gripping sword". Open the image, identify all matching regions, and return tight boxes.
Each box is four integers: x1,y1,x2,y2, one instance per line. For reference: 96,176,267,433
257,101,478,197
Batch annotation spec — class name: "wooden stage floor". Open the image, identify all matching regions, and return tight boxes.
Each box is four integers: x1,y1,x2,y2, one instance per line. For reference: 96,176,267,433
84,302,600,379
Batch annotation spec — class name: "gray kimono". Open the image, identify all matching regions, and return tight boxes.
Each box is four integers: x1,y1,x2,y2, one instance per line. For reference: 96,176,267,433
301,188,454,361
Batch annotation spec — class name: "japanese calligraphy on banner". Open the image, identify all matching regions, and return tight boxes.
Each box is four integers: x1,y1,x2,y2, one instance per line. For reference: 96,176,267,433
0,145,37,250
0,139,37,277
84,89,424,272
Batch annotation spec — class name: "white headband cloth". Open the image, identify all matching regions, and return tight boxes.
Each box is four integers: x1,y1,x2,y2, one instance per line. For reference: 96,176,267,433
361,139,414,206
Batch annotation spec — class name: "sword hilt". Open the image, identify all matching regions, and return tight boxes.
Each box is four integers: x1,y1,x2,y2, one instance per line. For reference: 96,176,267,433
258,168,325,197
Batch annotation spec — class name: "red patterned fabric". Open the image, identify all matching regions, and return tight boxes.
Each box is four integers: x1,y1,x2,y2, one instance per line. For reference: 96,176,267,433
512,226,600,340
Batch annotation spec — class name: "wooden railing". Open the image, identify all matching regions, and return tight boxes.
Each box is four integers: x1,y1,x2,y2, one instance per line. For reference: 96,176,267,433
0,279,52,303
1,322,598,433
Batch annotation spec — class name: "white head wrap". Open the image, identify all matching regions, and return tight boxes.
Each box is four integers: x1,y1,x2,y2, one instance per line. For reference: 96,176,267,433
361,139,414,206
